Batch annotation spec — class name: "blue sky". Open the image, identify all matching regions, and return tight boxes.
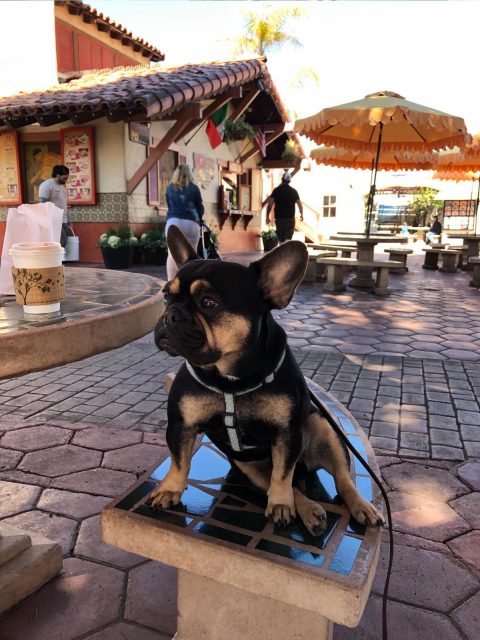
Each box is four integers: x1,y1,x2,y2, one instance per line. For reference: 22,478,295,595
91,1,480,134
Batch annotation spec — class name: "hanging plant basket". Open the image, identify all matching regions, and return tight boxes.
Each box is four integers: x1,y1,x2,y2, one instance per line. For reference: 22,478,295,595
281,139,302,163
223,117,255,143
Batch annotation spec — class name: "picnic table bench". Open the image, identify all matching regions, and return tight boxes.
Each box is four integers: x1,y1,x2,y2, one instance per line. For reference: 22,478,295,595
304,249,337,282
101,379,383,640
422,247,467,272
316,257,403,294
383,247,414,273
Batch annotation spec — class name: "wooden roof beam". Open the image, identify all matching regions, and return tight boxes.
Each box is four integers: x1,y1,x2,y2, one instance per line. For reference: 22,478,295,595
173,86,243,143
34,113,70,127
229,86,260,122
261,160,301,169
69,110,106,125
1,116,36,129
127,103,202,195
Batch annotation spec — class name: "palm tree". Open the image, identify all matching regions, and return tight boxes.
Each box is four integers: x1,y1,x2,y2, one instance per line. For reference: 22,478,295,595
234,4,319,120
235,4,305,56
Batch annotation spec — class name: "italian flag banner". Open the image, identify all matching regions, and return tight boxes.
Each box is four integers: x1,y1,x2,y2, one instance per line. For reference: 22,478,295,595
206,104,228,149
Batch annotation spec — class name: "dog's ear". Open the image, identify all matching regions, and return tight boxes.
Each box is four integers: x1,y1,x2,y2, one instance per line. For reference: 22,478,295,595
167,225,199,269
250,241,308,309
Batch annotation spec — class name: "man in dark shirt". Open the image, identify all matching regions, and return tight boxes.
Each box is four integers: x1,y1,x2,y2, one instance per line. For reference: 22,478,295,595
264,172,303,242
426,213,442,244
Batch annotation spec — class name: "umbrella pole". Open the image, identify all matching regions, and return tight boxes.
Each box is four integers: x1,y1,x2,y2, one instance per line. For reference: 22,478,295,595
474,171,480,234
366,123,383,237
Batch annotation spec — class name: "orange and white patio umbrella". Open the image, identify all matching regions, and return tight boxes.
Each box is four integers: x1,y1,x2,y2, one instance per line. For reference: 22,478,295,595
295,91,469,234
434,135,480,229
310,145,438,172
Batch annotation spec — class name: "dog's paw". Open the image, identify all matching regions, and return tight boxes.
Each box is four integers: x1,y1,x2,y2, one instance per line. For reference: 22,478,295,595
350,497,385,527
266,502,296,527
149,487,183,510
297,500,327,536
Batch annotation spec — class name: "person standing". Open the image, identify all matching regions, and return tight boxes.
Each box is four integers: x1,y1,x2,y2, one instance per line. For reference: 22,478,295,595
425,213,442,244
165,164,204,280
38,165,70,247
264,172,303,243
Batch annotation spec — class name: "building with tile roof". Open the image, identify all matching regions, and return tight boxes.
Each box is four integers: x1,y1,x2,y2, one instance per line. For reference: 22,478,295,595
0,3,306,261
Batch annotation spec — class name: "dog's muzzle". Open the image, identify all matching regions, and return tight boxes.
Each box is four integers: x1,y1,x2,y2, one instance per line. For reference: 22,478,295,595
154,304,207,359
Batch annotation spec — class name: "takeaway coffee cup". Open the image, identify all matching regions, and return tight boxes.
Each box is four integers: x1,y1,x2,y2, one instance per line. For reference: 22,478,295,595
9,242,65,314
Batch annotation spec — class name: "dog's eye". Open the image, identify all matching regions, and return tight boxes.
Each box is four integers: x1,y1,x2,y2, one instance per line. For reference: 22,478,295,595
201,296,218,310
163,290,171,303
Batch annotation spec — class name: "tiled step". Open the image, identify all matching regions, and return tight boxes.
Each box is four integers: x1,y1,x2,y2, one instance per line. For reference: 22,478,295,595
0,524,62,616
0,525,31,568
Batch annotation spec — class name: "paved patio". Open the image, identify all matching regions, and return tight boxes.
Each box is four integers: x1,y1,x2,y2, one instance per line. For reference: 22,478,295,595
0,248,479,639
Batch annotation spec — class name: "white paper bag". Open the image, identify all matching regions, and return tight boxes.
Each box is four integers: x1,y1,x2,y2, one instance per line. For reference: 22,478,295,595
0,202,63,294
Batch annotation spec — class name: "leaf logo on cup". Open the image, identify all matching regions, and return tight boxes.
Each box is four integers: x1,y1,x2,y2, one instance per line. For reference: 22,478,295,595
11,266,65,306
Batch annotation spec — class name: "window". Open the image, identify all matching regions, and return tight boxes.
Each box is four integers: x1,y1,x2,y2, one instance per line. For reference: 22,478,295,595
323,195,336,218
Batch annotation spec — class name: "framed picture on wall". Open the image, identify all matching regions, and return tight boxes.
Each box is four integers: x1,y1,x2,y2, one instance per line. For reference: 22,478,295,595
0,131,22,206
238,184,251,212
61,127,96,205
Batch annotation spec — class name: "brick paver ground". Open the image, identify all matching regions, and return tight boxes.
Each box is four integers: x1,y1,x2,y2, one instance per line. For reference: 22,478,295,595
0,247,479,639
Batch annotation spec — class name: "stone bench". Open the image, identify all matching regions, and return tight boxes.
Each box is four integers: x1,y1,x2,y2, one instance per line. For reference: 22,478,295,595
316,257,403,294
422,248,465,272
469,256,480,287
383,247,414,273
304,250,337,282
101,380,383,640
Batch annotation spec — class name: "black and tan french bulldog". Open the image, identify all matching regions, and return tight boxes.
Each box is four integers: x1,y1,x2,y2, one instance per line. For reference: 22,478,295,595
150,226,384,534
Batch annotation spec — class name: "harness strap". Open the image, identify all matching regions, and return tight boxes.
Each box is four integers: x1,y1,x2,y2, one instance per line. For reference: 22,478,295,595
185,349,286,452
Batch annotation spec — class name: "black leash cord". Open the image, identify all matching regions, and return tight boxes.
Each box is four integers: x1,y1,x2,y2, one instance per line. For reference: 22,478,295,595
309,392,394,640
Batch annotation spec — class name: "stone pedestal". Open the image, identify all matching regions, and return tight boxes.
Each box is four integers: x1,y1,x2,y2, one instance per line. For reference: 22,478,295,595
469,257,480,286
348,241,376,289
422,250,440,270
176,570,333,640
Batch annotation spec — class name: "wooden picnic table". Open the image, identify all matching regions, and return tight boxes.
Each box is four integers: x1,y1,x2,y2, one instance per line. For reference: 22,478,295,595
329,234,408,288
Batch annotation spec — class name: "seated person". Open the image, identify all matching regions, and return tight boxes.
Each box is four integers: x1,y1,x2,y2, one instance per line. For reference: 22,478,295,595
400,223,410,237
425,214,442,244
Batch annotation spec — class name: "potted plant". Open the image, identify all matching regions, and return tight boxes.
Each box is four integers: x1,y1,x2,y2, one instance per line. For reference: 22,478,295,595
223,116,255,143
98,226,138,269
259,227,279,252
140,229,168,265
281,139,302,164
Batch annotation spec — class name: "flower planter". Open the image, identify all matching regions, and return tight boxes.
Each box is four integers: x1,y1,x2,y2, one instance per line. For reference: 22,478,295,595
262,237,279,252
143,247,168,266
101,246,135,269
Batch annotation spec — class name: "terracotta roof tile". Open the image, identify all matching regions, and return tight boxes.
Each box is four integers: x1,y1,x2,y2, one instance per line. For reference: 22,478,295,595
0,59,269,126
55,0,164,61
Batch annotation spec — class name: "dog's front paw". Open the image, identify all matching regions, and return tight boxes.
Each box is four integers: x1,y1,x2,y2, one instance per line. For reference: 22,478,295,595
149,486,184,509
266,499,296,527
349,497,385,527
297,500,327,536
